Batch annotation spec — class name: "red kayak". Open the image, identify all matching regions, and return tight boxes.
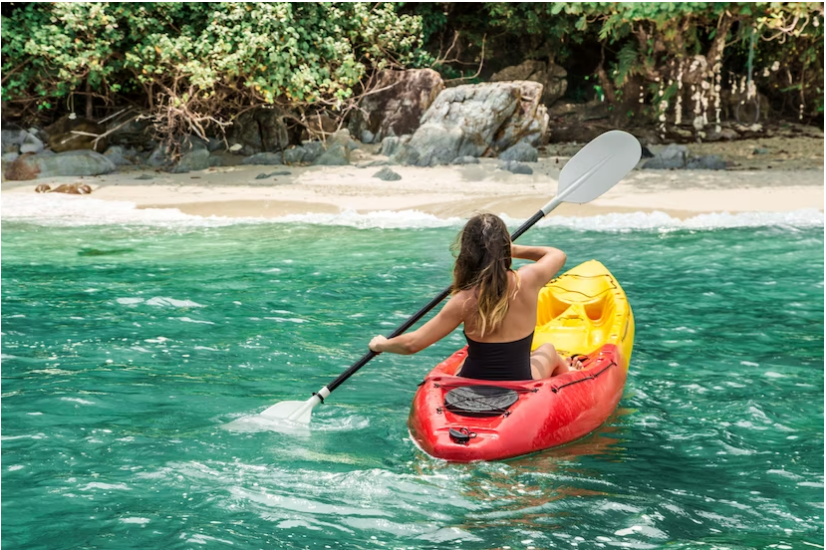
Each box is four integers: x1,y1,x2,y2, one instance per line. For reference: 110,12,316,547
408,260,634,462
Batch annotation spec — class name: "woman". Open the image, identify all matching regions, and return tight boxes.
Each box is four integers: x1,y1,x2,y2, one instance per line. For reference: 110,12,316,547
368,213,581,380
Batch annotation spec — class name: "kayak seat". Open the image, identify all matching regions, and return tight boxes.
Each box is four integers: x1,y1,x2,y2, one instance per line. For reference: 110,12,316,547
444,385,519,417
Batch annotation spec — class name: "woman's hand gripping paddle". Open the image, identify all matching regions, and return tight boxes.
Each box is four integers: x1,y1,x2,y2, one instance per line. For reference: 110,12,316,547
259,130,641,425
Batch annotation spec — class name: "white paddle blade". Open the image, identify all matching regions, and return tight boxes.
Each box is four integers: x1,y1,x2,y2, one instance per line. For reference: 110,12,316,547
260,396,320,424
557,130,641,204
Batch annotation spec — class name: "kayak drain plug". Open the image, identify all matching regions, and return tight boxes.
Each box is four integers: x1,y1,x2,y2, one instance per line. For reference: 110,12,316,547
449,428,476,444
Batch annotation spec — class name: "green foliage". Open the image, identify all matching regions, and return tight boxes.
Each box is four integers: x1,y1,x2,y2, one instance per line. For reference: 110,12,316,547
1,1,821,134
2,2,426,124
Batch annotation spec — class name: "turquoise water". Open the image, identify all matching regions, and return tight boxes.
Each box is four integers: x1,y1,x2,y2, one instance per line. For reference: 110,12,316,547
2,207,823,549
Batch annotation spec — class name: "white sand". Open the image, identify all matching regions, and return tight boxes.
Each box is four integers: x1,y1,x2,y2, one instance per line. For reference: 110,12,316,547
2,136,823,220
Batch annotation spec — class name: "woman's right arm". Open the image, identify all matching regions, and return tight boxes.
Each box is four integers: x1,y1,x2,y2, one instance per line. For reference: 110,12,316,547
512,244,566,286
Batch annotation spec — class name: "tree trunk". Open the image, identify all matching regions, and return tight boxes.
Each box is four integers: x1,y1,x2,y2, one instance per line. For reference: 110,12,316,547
706,14,733,66
85,80,93,119
596,43,617,104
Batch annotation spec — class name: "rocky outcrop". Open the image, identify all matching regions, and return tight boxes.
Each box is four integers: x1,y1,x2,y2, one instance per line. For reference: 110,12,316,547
228,108,295,155
351,69,444,143
5,150,116,180
491,60,567,107
395,81,549,166
44,115,108,153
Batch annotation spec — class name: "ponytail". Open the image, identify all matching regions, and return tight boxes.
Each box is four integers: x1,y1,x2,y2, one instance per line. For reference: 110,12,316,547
452,214,512,337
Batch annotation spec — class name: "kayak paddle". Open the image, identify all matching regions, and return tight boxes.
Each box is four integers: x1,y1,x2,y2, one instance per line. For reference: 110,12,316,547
259,130,641,424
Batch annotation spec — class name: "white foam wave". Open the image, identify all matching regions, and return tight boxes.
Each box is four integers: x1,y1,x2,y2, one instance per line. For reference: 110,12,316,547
2,193,822,231
530,209,824,231
1,194,234,227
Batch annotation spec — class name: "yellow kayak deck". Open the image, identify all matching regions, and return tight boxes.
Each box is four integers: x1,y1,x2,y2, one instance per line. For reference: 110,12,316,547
533,259,634,369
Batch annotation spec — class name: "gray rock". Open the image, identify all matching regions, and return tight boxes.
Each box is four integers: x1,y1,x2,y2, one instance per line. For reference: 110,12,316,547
103,145,133,166
658,144,689,160
3,150,116,180
403,82,548,166
642,144,689,169
350,69,444,142
360,130,375,144
134,173,155,180
170,148,210,173
685,155,727,170
499,141,538,162
241,152,283,165
208,155,225,167
282,147,305,164
372,167,402,181
301,142,325,163
379,136,402,157
501,161,533,175
313,143,350,166
328,129,359,151
20,133,45,154
2,152,20,163
148,146,171,168
255,170,290,179
148,139,204,168
207,137,225,152
403,124,470,167
643,144,727,170
281,141,326,164
180,136,208,151
390,143,420,166
642,157,685,170
1,128,27,153
753,147,770,155
451,156,480,165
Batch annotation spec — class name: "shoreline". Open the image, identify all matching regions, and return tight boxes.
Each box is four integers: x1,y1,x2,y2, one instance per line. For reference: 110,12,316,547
2,136,823,222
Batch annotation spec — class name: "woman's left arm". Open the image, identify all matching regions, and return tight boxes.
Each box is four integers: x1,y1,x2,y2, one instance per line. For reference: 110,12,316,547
369,295,464,355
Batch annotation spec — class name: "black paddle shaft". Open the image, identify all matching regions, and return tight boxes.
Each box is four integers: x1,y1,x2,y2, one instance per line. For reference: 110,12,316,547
325,210,545,394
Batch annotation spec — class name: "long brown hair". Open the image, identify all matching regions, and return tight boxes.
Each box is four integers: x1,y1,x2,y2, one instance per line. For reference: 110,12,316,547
451,213,512,337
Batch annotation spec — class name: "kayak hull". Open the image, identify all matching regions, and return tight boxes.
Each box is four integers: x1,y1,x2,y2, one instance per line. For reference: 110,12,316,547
408,260,633,462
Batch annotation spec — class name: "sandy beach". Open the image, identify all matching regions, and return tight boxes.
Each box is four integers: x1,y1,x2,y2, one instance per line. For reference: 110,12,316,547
2,134,823,220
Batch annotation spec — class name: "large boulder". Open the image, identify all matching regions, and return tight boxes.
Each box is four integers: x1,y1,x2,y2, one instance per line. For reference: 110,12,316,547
397,82,549,166
350,69,444,143
491,60,567,107
44,115,108,153
4,150,116,180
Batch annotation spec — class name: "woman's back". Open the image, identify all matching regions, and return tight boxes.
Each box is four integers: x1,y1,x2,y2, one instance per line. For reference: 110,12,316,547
458,269,538,343
368,213,573,380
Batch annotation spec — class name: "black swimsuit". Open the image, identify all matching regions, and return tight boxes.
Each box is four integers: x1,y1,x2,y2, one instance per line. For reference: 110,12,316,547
459,331,534,381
